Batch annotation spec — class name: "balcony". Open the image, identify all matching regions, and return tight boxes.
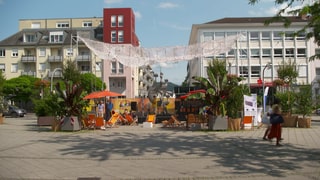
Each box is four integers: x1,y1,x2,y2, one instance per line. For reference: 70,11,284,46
48,56,63,62
49,70,63,77
76,55,91,62
21,71,36,77
21,55,36,63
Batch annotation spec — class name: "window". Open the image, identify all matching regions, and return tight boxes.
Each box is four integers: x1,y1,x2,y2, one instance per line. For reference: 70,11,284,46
95,62,101,71
111,15,116,27
239,66,248,77
118,30,124,42
316,48,320,55
251,66,260,77
274,49,283,57
316,68,320,76
297,48,306,57
0,64,5,72
49,31,64,43
239,49,248,58
0,49,5,57
285,48,294,57
250,49,260,58
11,63,18,73
250,31,259,40
285,31,294,40
39,63,46,72
111,61,117,73
227,49,235,57
297,32,306,40
12,49,18,57
273,31,283,40
118,63,124,74
261,31,270,40
39,48,46,57
262,49,271,57
118,15,124,27
66,48,73,56
82,21,92,27
214,32,225,40
56,22,69,28
24,34,36,42
111,31,117,43
203,32,214,42
31,22,40,28
80,65,90,72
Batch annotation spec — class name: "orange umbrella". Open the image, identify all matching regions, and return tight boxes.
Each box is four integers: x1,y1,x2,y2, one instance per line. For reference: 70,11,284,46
83,90,122,99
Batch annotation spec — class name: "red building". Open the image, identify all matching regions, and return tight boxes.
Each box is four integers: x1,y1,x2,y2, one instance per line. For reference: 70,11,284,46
102,8,140,98
103,8,139,46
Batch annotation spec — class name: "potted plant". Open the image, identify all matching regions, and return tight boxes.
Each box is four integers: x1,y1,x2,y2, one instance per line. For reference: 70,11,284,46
274,60,299,127
226,79,250,131
33,95,58,127
54,60,88,131
295,85,313,128
191,59,241,130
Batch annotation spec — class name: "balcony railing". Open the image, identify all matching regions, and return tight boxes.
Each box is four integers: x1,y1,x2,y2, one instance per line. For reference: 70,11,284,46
21,71,36,77
48,56,63,62
76,55,91,62
48,70,63,77
21,55,36,63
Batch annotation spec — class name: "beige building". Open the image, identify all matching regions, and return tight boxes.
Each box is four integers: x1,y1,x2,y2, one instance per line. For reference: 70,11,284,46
0,17,103,86
188,16,320,97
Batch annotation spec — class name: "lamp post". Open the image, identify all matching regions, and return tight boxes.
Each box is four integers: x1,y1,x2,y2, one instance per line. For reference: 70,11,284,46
262,62,272,114
50,68,62,92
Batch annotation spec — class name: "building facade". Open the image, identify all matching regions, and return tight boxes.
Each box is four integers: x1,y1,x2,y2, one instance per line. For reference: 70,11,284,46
102,8,140,98
0,8,158,98
188,16,320,97
0,17,103,86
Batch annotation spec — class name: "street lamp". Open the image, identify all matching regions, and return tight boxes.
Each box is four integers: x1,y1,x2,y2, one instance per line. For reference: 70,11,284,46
50,68,62,92
262,62,272,114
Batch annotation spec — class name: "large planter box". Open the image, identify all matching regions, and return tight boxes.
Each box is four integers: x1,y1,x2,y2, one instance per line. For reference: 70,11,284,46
212,116,228,130
282,115,298,127
0,115,4,124
228,118,241,131
298,117,311,128
60,116,80,131
37,116,55,126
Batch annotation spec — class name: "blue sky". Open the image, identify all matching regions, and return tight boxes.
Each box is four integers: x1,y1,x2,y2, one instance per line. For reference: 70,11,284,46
0,0,305,85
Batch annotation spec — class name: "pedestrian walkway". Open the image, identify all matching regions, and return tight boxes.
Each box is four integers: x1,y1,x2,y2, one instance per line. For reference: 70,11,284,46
0,114,319,180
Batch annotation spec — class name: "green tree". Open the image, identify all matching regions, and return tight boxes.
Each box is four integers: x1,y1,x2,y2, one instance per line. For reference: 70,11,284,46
249,0,320,60
0,71,7,113
80,73,106,93
3,75,38,105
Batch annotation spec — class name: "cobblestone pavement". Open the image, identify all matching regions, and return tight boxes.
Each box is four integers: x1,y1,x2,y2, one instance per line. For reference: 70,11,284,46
0,114,319,180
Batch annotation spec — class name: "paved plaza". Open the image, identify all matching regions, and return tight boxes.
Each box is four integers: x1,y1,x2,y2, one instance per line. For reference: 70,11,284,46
0,114,320,180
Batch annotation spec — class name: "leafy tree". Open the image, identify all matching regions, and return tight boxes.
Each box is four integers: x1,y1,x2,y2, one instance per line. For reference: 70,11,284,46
249,0,320,60
295,85,313,118
3,75,38,106
0,71,7,113
80,73,106,93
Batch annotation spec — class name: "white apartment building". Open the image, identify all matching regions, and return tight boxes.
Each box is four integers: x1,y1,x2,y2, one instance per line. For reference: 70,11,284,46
188,16,320,97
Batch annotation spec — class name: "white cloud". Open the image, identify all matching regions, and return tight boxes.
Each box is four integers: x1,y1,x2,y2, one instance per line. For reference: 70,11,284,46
134,11,142,19
158,2,179,9
159,22,189,31
104,0,122,4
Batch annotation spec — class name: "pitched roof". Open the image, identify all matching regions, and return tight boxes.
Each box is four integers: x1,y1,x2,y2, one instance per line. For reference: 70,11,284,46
0,29,95,47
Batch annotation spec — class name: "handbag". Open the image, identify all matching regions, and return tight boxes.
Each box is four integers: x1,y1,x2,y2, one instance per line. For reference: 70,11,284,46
262,115,270,124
